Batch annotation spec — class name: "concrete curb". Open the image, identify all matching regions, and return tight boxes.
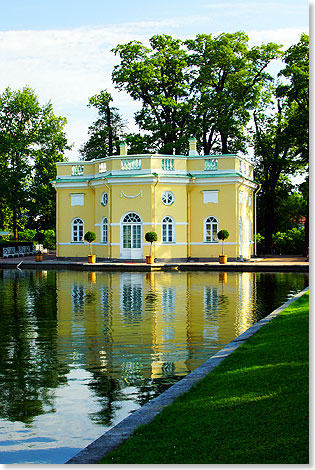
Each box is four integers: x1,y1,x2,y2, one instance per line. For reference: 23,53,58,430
0,260,309,272
65,286,309,464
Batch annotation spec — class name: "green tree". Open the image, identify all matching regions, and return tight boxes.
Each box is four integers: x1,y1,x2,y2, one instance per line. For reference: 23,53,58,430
252,35,309,252
79,90,126,160
186,32,282,154
112,35,192,155
277,33,309,255
123,133,158,154
277,33,309,165
0,87,69,238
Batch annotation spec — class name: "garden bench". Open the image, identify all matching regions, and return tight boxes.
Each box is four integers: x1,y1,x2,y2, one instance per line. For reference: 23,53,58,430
18,245,35,256
3,247,17,258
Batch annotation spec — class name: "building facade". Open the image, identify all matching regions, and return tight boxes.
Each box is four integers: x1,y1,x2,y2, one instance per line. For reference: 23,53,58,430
52,138,259,261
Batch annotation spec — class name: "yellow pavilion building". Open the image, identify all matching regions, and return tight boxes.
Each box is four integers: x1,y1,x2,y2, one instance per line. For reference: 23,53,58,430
52,138,259,261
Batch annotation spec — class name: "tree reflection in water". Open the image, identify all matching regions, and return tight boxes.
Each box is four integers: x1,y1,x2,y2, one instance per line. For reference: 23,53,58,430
0,270,69,424
0,269,308,464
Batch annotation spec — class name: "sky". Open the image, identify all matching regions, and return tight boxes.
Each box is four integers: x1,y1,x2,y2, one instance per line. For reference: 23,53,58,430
0,0,309,161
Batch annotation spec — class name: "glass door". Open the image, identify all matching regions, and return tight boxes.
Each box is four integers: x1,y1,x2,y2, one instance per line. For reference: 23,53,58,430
121,213,142,259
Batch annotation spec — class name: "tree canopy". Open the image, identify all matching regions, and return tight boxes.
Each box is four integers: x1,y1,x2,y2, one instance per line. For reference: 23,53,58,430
252,33,309,252
111,32,281,155
79,90,126,160
0,86,69,238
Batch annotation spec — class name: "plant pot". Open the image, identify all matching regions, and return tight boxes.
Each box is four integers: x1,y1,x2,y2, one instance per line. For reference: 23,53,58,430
219,272,228,283
146,255,154,264
88,272,97,283
219,254,227,264
88,255,96,264
35,254,43,262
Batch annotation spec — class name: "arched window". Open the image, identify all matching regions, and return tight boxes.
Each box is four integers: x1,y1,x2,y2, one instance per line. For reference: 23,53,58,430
101,217,108,243
204,216,218,243
71,218,84,242
123,213,142,223
121,213,142,252
162,216,175,243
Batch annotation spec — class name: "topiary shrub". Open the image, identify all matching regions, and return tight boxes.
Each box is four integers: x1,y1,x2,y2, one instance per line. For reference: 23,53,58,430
217,229,229,255
84,231,96,255
145,231,158,256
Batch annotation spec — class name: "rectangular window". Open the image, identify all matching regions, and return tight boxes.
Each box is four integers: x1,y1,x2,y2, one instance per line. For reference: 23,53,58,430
168,224,173,242
70,193,84,206
123,225,131,248
132,225,141,248
202,191,218,203
73,226,83,242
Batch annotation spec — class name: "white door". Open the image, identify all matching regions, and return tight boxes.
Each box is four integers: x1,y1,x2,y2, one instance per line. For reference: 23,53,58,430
121,213,142,259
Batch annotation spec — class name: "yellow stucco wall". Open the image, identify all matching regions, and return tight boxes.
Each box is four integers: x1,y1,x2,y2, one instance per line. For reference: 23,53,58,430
54,151,256,260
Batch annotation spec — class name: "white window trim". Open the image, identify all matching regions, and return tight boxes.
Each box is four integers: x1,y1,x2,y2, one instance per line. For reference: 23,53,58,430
71,218,84,242
101,217,108,244
204,216,219,243
70,193,85,206
161,191,175,206
202,190,219,204
161,216,175,243
101,192,108,206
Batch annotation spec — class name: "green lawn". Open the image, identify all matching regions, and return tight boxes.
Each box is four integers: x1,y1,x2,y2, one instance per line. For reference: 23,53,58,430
99,292,309,464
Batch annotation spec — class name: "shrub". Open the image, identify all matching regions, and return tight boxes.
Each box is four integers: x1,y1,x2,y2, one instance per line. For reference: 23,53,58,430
145,231,158,256
18,229,36,242
217,229,229,255
272,228,305,255
42,230,56,250
84,231,96,255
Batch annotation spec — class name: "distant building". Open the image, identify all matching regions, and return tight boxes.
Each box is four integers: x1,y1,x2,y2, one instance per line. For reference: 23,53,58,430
52,138,259,261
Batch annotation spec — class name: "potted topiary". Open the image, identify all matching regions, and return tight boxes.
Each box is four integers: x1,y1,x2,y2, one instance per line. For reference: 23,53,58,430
145,231,158,264
35,249,43,262
84,231,97,263
217,229,229,264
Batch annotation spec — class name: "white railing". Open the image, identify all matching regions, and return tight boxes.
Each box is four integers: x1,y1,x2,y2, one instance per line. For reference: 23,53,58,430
121,159,141,170
204,159,218,171
99,162,107,173
162,158,175,171
71,165,84,176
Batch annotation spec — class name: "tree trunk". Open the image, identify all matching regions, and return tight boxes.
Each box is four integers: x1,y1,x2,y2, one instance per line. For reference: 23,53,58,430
13,207,18,240
220,131,228,154
263,193,276,254
106,104,113,156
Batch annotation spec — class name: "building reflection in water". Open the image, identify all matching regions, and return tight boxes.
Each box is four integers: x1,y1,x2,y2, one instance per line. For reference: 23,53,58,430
57,271,261,390
0,269,308,464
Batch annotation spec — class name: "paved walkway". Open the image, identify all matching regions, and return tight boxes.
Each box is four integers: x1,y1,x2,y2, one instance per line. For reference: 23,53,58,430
0,253,309,272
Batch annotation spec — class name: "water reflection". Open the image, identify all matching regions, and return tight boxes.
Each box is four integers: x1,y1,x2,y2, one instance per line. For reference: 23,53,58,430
0,269,308,464
0,270,69,426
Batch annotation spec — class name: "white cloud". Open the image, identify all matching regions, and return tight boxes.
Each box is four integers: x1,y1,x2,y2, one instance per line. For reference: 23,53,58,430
0,20,308,160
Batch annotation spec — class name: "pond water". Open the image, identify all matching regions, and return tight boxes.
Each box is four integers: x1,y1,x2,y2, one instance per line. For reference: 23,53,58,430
0,269,308,464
